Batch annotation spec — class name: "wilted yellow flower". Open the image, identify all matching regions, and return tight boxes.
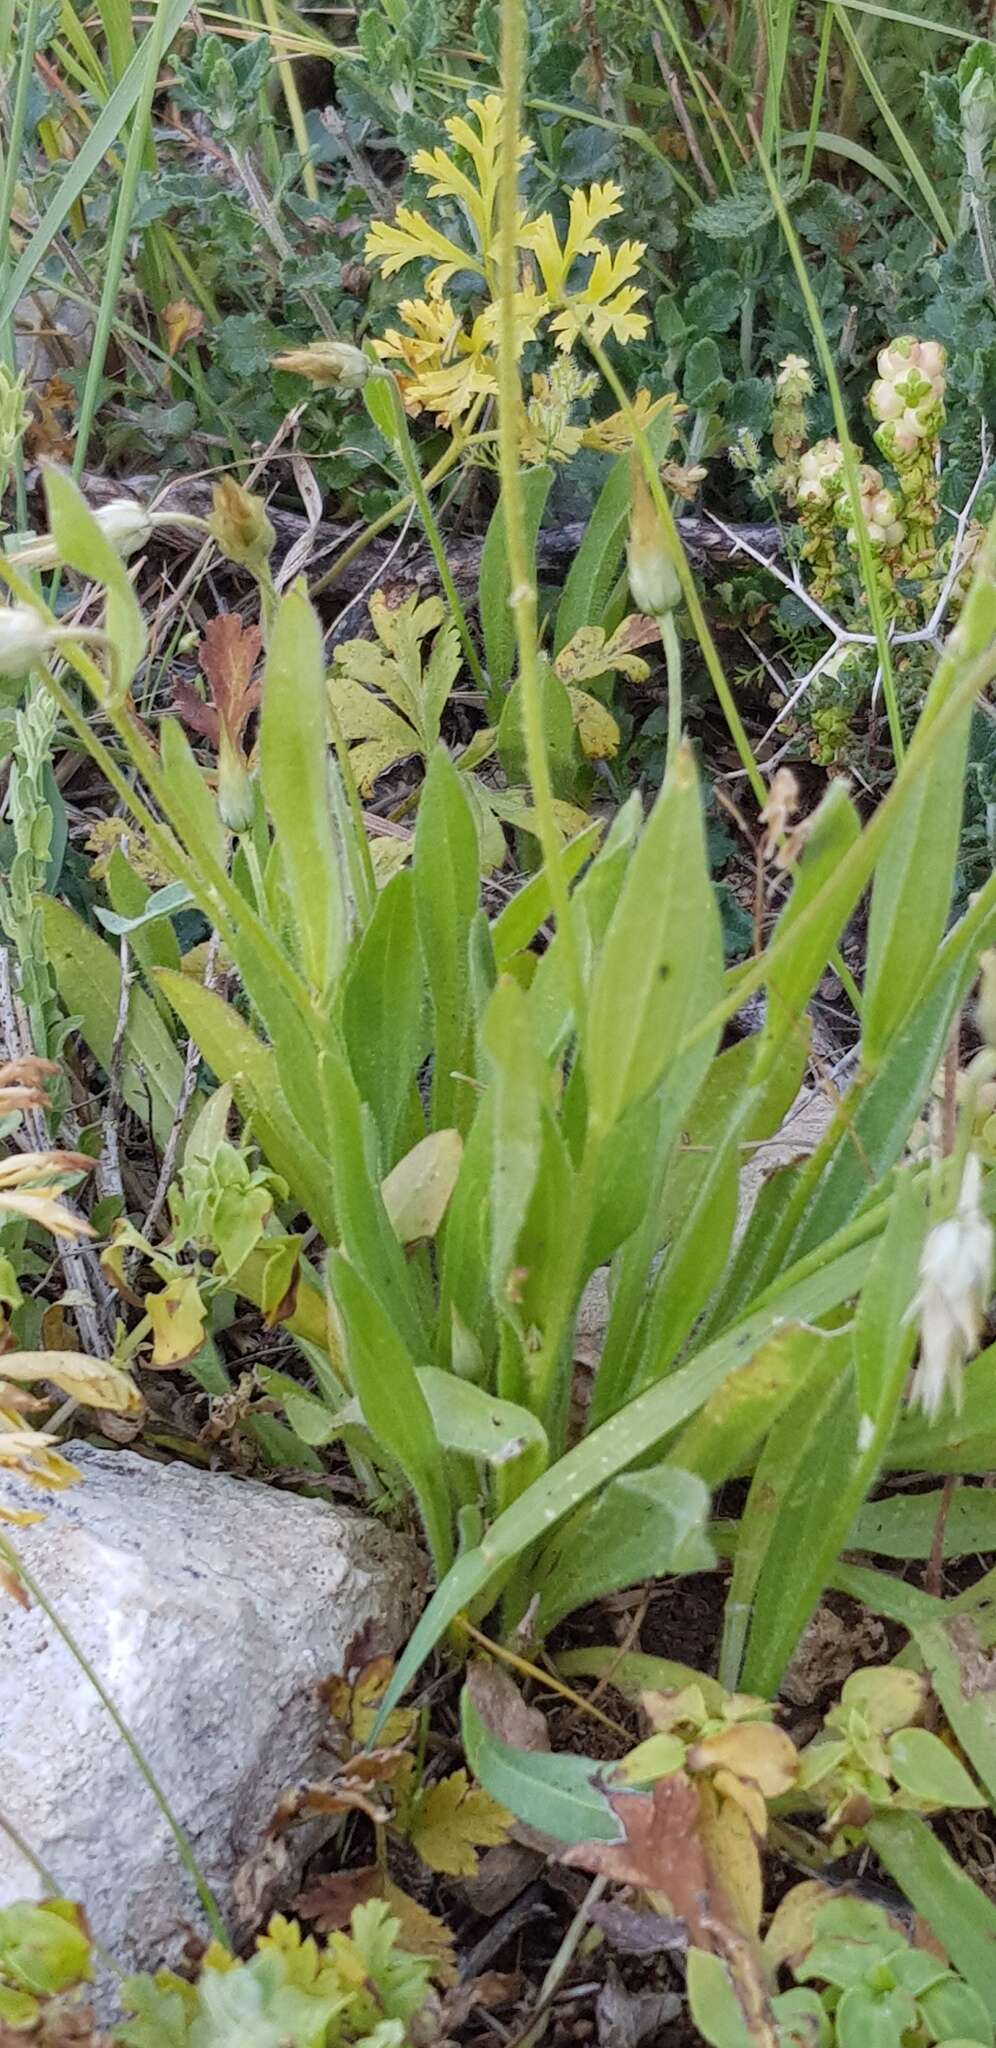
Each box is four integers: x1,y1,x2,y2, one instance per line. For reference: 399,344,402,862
209,478,275,573
272,340,371,390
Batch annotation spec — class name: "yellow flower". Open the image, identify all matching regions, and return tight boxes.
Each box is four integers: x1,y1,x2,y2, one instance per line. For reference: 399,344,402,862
519,182,625,296
366,207,483,293
581,389,676,453
548,240,648,352
372,286,545,429
412,95,531,253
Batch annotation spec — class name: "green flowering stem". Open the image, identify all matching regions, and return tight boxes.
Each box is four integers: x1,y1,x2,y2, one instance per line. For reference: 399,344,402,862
495,14,585,1035
381,372,486,695
310,401,486,601
660,609,683,769
581,326,768,810
0,1534,230,1948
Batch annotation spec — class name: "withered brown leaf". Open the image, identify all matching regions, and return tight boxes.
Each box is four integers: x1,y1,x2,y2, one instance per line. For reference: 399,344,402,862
174,614,262,753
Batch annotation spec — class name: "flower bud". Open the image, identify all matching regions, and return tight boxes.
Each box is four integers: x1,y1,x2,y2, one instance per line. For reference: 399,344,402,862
272,340,371,390
910,1152,993,1418
796,438,844,504
95,498,155,558
216,732,256,834
209,478,275,574
11,495,154,571
868,378,903,423
626,459,681,615
0,604,59,677
775,353,813,401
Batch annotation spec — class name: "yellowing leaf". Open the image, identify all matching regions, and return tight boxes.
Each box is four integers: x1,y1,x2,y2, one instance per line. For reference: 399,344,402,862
370,837,411,887
145,1272,207,1367
0,1351,142,1414
383,1882,457,1985
0,1189,93,1238
555,618,658,694
323,1658,418,1750
162,298,205,356
410,1769,511,1876
0,1413,80,1490
381,1131,464,1244
688,1723,799,1805
566,687,620,761
697,1780,763,1942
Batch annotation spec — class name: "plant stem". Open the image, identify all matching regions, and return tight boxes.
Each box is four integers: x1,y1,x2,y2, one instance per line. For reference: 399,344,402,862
495,0,585,1036
583,330,768,810
0,1534,230,1946
384,375,487,695
0,0,43,530
661,608,683,768
72,0,175,485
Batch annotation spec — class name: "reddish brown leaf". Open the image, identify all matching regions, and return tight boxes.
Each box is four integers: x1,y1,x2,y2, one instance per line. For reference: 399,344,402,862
199,614,262,749
465,1659,550,1752
565,1777,778,2046
295,1865,380,1930
172,680,220,746
564,1775,711,1940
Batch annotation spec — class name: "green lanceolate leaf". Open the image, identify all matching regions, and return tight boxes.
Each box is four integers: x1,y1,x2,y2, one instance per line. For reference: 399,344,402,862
737,1180,923,1696
102,849,181,1024
862,524,996,1068
851,1485,996,1559
156,968,336,1240
585,741,723,1134
414,747,480,1130
340,868,426,1154
913,1612,996,1809
532,1465,714,1634
753,779,862,1083
861,688,974,1072
866,1812,996,2008
328,1249,453,1576
43,466,145,693
686,1950,757,2048
319,1039,428,1360
436,1090,497,1374
481,974,546,1324
460,1679,618,1843
417,1366,546,1485
372,1225,880,1733
158,717,227,873
41,896,183,1147
480,464,553,694
721,1328,849,1692
491,822,601,970
260,582,345,997
671,1323,822,1488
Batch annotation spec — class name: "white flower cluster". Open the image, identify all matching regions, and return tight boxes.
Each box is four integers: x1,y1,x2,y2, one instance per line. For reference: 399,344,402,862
868,337,946,460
